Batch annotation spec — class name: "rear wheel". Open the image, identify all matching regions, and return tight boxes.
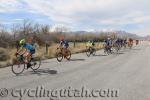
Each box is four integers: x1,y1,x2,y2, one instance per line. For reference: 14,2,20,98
65,50,71,60
128,43,132,49
12,60,25,75
92,48,96,56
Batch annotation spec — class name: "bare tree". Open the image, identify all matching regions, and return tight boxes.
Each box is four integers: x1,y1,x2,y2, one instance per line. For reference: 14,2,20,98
11,24,21,40
21,19,33,35
41,25,50,34
53,26,69,33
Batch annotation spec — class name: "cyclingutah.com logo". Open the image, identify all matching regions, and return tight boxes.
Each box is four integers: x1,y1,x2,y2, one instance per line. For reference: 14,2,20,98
0,86,119,100
0,88,9,97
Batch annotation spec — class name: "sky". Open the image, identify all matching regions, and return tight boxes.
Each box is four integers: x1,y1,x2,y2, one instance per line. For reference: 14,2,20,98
0,0,150,36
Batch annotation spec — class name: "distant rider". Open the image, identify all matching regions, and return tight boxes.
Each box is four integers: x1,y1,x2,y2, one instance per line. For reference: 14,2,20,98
86,40,95,49
104,38,113,52
59,38,69,49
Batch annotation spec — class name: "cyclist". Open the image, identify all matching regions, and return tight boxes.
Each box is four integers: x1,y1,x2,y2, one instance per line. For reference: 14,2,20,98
104,37,113,52
59,38,69,56
86,40,95,48
16,37,35,69
59,38,69,49
128,38,133,48
122,39,127,48
115,38,122,48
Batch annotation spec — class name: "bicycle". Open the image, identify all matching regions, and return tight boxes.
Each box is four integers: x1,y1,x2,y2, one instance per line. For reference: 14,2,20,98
112,43,121,53
12,50,41,75
104,45,113,55
56,47,71,62
86,47,96,57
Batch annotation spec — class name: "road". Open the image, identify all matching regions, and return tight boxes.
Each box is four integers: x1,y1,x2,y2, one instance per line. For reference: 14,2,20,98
0,43,150,100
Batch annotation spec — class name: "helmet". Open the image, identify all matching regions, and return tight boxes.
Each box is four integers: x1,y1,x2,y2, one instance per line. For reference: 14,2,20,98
19,39,26,46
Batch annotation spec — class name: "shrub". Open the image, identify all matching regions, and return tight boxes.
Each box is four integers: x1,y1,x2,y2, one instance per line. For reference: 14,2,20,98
0,48,10,61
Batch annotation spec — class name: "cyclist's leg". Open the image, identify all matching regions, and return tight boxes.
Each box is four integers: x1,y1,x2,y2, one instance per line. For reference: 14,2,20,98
21,50,29,63
26,52,33,69
64,46,68,57
17,47,26,56
24,44,35,68
91,46,94,52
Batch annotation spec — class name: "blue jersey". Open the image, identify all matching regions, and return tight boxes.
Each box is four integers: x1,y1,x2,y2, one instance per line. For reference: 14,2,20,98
23,43,35,54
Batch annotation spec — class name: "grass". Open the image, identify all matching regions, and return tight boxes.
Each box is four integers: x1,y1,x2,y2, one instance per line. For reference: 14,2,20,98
0,48,12,68
0,42,104,68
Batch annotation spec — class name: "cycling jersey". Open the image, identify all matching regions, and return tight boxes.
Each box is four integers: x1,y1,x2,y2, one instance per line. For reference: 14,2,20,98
86,42,94,47
60,40,69,48
23,43,35,54
104,39,112,46
19,39,35,54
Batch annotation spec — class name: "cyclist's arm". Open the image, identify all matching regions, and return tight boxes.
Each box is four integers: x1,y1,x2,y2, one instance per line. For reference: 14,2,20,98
16,47,23,53
16,47,27,55
57,44,63,50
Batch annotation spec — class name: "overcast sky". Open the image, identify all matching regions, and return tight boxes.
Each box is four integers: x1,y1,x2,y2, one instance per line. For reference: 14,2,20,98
0,0,150,36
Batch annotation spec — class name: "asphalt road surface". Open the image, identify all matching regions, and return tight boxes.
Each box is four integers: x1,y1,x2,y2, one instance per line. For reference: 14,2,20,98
0,43,150,100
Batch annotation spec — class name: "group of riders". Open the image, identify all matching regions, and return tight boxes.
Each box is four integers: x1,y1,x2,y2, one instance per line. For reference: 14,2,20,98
103,37,135,53
15,37,69,69
15,36,139,69
86,37,138,54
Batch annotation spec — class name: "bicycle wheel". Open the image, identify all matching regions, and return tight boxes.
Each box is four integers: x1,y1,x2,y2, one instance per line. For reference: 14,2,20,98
92,48,96,56
56,52,63,62
114,46,119,53
65,50,71,60
104,47,110,55
129,44,132,49
104,48,107,54
12,60,25,75
30,58,41,70
86,48,91,57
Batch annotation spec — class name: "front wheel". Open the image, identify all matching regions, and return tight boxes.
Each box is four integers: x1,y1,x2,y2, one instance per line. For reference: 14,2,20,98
12,60,25,75
128,44,132,49
86,47,92,57
56,52,63,62
30,58,41,70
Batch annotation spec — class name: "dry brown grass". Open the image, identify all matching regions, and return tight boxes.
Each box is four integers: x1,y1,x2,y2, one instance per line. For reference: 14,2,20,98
0,42,104,68
0,48,13,68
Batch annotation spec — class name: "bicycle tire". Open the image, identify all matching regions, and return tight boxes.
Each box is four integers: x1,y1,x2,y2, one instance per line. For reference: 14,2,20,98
86,47,93,57
92,48,96,56
65,50,71,60
30,58,41,70
12,61,25,75
56,52,63,62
